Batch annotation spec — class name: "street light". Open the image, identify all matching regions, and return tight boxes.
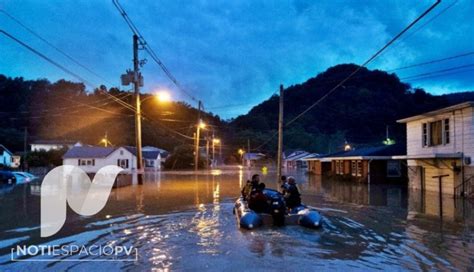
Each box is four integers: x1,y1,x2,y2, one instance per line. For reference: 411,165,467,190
199,121,206,129
238,148,245,166
212,138,221,168
155,91,171,102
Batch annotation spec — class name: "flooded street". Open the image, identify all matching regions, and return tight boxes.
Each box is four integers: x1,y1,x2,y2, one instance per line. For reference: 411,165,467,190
1,169,473,271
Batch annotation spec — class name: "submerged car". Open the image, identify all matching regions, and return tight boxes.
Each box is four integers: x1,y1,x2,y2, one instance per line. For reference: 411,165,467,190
0,171,17,185
234,188,322,230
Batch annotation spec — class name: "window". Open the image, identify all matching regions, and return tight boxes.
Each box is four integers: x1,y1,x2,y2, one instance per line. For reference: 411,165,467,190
351,161,357,176
422,119,450,147
444,118,450,144
357,161,362,177
422,123,428,147
120,150,124,155
387,160,401,177
117,159,129,169
78,159,95,166
335,161,343,175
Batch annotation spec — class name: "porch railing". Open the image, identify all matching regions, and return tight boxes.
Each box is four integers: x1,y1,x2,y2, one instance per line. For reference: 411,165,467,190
455,175,474,198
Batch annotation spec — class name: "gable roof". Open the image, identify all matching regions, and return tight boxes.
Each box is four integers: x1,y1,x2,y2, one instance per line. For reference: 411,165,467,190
63,146,116,159
397,101,474,123
243,153,266,160
33,140,80,145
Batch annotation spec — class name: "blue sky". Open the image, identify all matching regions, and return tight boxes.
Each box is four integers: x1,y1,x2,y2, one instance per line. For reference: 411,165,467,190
1,0,473,119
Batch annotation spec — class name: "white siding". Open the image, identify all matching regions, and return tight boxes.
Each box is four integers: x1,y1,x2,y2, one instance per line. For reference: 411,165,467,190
63,147,136,174
406,107,474,159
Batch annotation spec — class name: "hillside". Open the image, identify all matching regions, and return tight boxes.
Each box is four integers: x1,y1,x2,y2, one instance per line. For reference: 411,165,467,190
229,64,473,154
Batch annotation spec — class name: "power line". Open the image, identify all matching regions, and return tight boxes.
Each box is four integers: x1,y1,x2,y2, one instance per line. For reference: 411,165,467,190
0,8,110,84
284,0,441,128
112,0,200,103
400,63,474,80
388,51,474,72
402,67,474,82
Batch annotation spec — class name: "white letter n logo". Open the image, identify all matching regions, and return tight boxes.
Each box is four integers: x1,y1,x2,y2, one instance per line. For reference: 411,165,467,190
40,165,123,237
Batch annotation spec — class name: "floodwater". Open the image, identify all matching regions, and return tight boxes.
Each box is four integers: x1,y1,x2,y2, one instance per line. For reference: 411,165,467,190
0,168,473,271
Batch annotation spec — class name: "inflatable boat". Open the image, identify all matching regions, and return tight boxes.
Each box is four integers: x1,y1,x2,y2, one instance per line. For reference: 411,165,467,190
234,188,322,229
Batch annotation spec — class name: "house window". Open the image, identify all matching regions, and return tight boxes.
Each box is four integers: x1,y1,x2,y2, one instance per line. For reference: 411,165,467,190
357,161,362,177
422,123,428,147
117,159,129,169
120,150,124,155
422,119,450,147
351,161,357,176
444,118,450,144
336,161,343,175
78,159,95,166
387,160,401,177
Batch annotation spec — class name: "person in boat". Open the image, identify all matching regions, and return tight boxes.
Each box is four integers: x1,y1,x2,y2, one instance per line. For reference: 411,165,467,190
284,176,301,210
241,174,260,200
248,182,269,213
280,175,288,194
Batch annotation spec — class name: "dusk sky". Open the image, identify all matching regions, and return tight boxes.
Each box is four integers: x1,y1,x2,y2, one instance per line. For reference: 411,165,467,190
1,0,473,119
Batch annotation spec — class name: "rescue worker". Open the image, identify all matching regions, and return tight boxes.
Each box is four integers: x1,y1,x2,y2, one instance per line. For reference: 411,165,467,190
280,175,288,194
248,182,268,213
241,174,260,200
284,176,301,210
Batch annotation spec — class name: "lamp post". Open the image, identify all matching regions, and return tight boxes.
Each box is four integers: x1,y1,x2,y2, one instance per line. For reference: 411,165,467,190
238,148,245,167
212,138,220,168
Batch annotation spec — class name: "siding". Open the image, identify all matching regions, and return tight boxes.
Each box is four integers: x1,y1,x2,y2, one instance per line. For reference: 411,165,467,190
406,107,474,159
63,147,136,173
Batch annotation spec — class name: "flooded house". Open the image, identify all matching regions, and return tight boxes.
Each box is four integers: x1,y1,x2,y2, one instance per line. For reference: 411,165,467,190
396,101,474,197
283,151,317,170
324,144,407,183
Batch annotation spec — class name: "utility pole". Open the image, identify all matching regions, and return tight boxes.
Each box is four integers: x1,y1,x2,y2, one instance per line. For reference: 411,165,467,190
212,132,215,168
23,126,28,171
133,34,143,184
120,34,144,184
247,139,250,168
206,136,210,169
194,100,202,171
277,84,284,183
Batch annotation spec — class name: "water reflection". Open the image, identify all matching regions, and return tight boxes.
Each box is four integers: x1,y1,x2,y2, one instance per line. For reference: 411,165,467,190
0,169,472,271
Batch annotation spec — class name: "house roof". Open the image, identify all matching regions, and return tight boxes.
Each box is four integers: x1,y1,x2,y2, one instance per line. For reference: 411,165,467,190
243,153,265,160
319,144,406,160
32,140,79,145
0,145,13,156
63,146,116,159
397,101,474,123
124,146,166,160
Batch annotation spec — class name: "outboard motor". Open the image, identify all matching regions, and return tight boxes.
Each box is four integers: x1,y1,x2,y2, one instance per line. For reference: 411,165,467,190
264,189,286,226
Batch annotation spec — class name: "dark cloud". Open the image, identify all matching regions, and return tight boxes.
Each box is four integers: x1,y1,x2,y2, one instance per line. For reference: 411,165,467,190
1,0,472,119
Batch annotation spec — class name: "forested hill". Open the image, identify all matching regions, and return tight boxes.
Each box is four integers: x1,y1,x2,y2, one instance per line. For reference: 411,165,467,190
230,64,474,154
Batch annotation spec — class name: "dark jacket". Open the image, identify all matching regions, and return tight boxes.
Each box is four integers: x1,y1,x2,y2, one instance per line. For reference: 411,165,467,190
248,190,269,213
284,184,301,208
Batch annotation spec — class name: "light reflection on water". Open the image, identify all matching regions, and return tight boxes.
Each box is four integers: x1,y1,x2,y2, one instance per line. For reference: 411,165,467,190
0,169,473,271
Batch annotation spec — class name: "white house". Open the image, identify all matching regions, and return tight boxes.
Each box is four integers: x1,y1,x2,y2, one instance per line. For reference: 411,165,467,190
63,145,168,173
63,146,136,174
396,101,474,196
0,145,21,168
31,140,82,152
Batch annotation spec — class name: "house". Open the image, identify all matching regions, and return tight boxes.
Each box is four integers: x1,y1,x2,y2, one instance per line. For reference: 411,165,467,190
63,146,136,174
125,146,168,171
323,144,407,183
284,151,318,169
305,154,333,175
0,145,21,168
31,140,82,152
396,101,474,196
243,153,266,167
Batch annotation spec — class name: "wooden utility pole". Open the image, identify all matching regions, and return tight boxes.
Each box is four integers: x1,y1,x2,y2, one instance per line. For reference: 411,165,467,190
133,34,143,184
277,84,284,182
194,100,202,171
23,126,28,171
247,139,250,168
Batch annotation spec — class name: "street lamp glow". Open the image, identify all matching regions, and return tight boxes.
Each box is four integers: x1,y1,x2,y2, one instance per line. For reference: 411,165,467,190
199,121,206,129
155,91,171,102
213,138,220,144
238,149,245,155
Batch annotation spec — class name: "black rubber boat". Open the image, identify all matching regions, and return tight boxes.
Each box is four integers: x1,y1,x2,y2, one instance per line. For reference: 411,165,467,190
234,188,322,229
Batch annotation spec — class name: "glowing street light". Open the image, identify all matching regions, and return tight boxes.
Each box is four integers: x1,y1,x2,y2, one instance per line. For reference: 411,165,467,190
155,91,171,102
198,121,206,129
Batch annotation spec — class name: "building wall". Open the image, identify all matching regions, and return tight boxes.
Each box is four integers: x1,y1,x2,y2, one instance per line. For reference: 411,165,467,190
406,159,461,195
63,147,136,174
406,107,474,158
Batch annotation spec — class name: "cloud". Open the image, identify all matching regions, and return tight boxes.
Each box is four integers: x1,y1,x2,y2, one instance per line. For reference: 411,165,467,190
0,0,472,119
